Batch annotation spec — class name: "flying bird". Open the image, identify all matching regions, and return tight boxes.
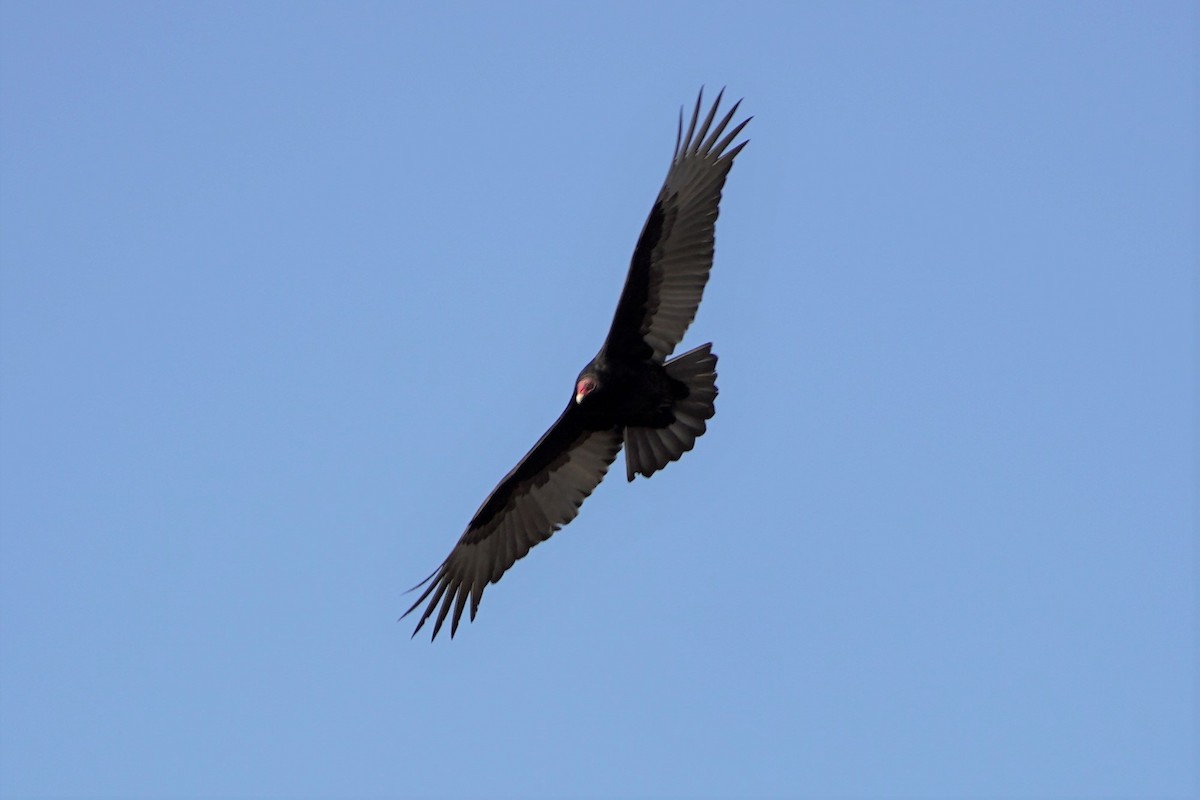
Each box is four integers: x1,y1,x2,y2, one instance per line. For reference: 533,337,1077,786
404,89,750,639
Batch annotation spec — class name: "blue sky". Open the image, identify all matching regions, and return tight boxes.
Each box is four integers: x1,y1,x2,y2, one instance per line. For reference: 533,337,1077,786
1,2,1194,798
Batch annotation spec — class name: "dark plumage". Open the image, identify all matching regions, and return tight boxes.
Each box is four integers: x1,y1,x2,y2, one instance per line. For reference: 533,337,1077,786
404,89,750,639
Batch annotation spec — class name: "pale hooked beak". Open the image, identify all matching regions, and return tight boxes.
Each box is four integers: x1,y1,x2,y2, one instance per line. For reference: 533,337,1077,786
575,379,595,404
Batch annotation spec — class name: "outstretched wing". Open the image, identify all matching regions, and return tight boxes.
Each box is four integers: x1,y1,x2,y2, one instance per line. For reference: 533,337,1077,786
403,405,623,640
604,88,750,362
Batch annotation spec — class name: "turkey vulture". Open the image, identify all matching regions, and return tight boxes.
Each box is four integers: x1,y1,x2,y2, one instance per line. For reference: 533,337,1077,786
404,89,750,639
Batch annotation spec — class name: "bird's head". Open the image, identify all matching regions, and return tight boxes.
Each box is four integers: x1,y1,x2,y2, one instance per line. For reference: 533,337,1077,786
575,374,599,404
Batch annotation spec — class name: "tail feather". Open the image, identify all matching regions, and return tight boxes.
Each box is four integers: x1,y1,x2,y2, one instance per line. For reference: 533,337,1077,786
624,343,718,481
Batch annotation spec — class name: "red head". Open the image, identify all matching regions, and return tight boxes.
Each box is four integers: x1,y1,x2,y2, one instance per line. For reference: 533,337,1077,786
575,376,597,404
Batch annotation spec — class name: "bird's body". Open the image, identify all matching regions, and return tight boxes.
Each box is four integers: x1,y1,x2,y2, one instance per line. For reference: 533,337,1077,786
405,89,749,639
576,353,685,429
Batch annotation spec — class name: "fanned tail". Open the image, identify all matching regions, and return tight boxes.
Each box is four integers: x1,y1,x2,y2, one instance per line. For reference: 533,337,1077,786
624,343,718,481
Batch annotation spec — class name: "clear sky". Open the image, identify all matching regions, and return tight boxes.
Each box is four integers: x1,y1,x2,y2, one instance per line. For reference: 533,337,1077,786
1,2,1195,798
